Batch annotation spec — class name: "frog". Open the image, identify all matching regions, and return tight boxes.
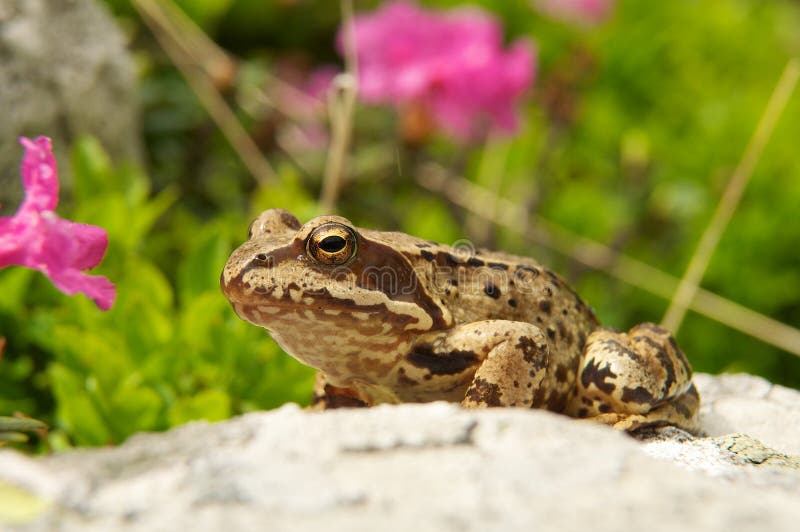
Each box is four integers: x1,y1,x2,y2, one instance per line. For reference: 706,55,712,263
221,209,700,433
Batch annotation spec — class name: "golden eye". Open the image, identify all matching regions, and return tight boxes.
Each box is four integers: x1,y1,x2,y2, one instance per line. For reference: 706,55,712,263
306,223,358,266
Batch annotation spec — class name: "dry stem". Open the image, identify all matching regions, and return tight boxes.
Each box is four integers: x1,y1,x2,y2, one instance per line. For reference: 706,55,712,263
661,58,800,331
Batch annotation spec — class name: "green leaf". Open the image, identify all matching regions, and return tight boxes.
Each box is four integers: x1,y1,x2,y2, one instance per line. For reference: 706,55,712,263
109,383,163,438
0,268,34,312
177,226,230,301
49,364,111,446
71,136,114,202
167,389,231,426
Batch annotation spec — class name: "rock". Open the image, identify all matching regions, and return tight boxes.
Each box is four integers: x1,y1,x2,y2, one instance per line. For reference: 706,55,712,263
1,373,799,531
0,0,141,206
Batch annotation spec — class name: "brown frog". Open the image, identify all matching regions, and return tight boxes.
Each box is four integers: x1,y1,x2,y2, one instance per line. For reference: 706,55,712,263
221,209,700,432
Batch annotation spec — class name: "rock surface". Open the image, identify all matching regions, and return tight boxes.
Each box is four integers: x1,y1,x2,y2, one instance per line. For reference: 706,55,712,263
1,373,799,532
0,0,141,205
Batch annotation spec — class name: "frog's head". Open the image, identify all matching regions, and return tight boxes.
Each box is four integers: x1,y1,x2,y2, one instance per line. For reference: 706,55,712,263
221,209,450,372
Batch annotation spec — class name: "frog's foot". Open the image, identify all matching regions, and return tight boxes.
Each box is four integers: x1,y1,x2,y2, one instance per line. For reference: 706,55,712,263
443,321,551,408
310,371,369,410
579,383,700,433
567,323,700,433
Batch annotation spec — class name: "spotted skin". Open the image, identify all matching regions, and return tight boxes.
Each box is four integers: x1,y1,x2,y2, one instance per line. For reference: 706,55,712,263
221,209,700,433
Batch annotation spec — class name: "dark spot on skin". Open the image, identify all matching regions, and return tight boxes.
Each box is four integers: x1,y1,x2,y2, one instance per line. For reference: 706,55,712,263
532,386,547,407
536,316,544,324
514,265,539,278
580,357,617,394
484,281,501,299
280,211,302,230
513,380,519,388
466,378,503,406
538,300,552,314
407,345,479,375
668,335,693,377
546,328,556,340
598,403,613,413
603,338,642,363
420,250,435,261
445,254,461,266
424,374,432,381
557,321,568,341
508,299,517,308
415,243,432,249
581,397,593,406
656,349,677,396
632,333,677,395
488,262,508,270
637,323,668,334
546,391,568,413
445,289,451,296
577,408,589,418
562,309,568,316
449,278,458,286
674,400,692,419
621,386,656,405
577,331,587,352
467,257,485,267
673,385,698,418
544,287,553,297
515,336,546,368
555,364,569,383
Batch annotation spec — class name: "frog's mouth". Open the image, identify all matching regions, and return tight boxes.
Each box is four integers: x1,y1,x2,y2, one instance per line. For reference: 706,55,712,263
226,282,434,337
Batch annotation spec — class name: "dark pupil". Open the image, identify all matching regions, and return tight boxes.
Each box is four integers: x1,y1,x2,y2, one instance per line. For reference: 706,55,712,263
319,235,347,253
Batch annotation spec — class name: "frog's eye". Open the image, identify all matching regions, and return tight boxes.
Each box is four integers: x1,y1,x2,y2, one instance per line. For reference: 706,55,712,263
306,223,358,266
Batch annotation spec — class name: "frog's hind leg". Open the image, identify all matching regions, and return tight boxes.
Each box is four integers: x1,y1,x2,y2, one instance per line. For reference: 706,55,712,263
566,323,700,433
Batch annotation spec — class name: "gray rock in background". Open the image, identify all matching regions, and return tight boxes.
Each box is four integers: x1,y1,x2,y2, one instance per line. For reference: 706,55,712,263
1,373,799,532
0,0,141,207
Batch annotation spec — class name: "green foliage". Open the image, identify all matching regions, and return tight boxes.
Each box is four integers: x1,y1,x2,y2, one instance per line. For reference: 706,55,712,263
2,0,799,449
0,138,314,448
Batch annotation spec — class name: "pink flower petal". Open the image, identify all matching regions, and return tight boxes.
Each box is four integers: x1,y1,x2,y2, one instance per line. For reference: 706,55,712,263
342,0,536,140
0,137,116,310
18,136,59,213
48,268,116,311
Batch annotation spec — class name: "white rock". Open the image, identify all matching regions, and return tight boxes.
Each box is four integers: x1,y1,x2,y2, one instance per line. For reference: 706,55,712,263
0,373,798,532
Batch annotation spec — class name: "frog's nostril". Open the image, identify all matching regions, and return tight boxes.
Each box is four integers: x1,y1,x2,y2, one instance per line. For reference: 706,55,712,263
251,253,274,269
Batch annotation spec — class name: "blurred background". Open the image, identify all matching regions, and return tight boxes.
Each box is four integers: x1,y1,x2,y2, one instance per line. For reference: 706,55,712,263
1,0,799,449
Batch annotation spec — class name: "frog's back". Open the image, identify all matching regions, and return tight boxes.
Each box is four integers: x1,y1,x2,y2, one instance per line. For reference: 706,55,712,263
387,234,600,363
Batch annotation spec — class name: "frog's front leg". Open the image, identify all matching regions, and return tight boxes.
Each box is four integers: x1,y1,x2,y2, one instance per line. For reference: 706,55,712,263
310,371,369,409
404,321,552,408
566,323,700,433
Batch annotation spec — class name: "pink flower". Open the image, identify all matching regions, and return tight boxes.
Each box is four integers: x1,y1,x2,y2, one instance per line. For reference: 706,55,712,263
342,0,535,140
533,0,615,25
0,137,115,310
